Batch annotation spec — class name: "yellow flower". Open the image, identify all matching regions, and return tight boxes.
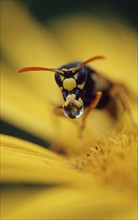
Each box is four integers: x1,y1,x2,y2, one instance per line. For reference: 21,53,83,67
1,1,137,219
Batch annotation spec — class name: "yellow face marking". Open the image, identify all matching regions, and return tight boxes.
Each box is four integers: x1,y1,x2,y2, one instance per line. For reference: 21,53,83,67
62,68,68,72
63,78,76,91
74,72,79,80
62,68,74,72
64,94,83,109
64,94,76,107
60,75,64,81
77,82,85,89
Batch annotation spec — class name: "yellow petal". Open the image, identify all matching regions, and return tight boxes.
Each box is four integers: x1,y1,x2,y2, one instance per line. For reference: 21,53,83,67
1,184,136,219
1,134,95,185
1,134,137,219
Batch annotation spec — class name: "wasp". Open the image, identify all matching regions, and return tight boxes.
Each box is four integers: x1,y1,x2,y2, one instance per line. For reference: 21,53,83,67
18,56,135,130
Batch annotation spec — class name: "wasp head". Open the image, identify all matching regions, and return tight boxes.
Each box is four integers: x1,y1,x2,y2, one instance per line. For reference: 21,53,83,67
55,66,87,119
18,56,104,119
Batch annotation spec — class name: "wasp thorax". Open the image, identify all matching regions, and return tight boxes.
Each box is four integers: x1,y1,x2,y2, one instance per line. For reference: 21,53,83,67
63,94,84,119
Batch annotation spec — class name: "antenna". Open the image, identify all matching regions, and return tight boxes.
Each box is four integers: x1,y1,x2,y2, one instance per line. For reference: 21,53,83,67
72,56,105,73
18,67,64,74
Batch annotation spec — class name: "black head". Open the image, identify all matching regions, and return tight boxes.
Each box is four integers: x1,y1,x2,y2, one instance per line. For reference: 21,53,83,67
55,65,87,96
55,64,88,118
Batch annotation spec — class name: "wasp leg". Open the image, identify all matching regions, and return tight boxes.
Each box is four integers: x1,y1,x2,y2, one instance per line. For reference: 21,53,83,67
110,84,137,127
80,91,102,131
53,104,64,117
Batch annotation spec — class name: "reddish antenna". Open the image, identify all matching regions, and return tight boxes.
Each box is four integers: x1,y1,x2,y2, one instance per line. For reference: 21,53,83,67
72,56,105,73
18,66,64,74
18,56,105,75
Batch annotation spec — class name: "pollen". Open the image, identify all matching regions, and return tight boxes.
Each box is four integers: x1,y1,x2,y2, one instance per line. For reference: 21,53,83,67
63,78,76,91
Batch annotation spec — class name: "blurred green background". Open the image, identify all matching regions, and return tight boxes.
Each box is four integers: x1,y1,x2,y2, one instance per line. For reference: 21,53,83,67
22,0,137,29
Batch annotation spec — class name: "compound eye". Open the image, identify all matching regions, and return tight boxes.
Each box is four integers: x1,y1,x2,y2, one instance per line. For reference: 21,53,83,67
55,72,63,87
74,88,81,100
76,68,87,84
62,89,68,101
